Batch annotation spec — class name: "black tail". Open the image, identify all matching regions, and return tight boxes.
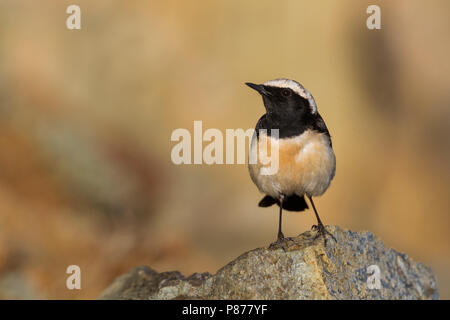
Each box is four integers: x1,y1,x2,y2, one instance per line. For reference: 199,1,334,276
258,194,309,212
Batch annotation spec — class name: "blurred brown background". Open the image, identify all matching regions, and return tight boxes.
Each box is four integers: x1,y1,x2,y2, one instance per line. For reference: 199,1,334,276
0,0,449,299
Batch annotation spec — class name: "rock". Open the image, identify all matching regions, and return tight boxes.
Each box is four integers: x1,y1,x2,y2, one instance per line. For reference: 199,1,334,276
98,226,439,300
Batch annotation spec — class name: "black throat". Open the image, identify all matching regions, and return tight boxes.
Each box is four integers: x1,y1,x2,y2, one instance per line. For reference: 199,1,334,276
255,112,331,141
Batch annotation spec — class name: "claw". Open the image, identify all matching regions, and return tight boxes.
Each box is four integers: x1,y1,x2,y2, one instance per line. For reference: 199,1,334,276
269,235,295,251
313,224,337,245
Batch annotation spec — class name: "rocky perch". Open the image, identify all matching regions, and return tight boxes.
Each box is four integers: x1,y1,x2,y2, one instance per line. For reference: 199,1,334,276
99,226,439,300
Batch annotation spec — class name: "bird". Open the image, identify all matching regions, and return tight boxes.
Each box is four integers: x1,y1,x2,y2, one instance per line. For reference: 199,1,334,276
246,78,336,246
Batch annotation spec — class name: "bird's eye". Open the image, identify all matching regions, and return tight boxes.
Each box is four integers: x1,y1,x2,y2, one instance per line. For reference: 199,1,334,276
281,89,291,97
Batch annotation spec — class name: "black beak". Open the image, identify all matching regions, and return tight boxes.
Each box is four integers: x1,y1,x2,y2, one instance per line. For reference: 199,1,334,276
245,82,272,96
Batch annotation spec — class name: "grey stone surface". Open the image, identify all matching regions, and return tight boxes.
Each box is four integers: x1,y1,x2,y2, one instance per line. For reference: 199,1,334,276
99,226,439,300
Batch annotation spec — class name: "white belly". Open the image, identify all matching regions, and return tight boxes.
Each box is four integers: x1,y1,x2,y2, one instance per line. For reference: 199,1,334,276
248,129,335,198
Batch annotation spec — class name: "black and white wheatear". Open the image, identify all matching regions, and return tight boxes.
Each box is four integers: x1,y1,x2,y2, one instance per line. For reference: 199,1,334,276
246,78,336,245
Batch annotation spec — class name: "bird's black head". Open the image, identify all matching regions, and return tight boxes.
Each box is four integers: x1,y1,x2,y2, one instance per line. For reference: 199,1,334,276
246,79,317,123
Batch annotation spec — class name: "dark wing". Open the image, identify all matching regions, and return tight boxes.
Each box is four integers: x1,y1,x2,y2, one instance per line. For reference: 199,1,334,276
254,114,267,138
313,113,332,147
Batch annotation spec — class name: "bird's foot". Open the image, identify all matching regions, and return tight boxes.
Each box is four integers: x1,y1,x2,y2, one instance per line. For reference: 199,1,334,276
269,232,295,251
312,223,337,246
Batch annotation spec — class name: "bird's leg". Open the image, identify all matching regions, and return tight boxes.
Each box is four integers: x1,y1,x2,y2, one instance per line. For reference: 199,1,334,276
277,195,285,241
308,196,336,245
269,195,291,249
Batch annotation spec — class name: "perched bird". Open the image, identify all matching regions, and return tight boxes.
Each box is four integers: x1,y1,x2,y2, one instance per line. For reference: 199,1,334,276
246,78,336,245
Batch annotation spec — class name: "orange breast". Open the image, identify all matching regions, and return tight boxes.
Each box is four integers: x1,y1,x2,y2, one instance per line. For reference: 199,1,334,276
248,129,335,198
